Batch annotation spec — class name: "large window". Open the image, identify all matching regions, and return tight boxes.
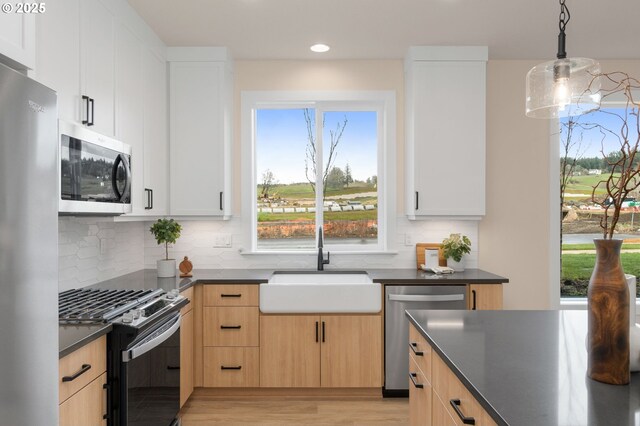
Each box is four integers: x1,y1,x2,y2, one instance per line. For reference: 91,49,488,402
243,92,394,253
560,108,640,298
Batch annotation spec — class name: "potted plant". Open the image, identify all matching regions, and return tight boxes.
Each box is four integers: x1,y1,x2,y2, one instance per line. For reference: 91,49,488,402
150,218,182,278
441,233,471,271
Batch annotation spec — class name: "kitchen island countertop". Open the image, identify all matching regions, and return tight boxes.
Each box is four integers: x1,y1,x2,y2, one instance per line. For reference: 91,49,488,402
406,309,640,426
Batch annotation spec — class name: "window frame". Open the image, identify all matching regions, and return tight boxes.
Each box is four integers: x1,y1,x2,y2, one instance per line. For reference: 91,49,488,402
241,91,396,254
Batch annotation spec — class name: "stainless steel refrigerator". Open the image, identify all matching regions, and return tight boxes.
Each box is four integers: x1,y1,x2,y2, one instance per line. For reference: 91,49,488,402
0,62,58,424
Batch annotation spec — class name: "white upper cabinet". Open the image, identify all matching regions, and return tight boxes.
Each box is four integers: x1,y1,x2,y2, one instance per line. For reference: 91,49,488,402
405,46,487,219
0,10,35,70
169,48,233,217
80,0,115,136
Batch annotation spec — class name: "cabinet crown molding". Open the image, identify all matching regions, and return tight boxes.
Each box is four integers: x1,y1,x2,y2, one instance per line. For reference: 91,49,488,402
405,46,488,69
167,47,232,63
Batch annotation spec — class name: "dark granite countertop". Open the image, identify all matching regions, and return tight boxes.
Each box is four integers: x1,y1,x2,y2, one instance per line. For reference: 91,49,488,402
59,323,112,359
406,310,640,426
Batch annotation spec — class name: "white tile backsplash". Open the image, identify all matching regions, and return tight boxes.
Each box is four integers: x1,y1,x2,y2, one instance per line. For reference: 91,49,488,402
58,217,144,292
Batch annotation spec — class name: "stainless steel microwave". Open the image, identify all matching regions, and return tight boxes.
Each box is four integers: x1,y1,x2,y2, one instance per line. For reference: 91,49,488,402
59,121,132,215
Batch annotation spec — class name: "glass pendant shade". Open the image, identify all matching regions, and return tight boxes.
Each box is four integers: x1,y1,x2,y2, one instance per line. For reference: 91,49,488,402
526,57,601,119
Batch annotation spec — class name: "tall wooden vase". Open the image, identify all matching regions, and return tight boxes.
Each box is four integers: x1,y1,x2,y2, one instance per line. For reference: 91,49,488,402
587,239,630,384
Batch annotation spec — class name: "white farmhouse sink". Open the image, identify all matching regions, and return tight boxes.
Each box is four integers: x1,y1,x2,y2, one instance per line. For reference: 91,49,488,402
260,271,381,314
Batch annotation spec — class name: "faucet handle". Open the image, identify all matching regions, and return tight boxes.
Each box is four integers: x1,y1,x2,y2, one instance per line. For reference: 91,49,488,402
324,251,330,265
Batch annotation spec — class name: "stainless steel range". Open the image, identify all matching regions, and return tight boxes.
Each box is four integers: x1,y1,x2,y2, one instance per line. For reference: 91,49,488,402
59,287,188,426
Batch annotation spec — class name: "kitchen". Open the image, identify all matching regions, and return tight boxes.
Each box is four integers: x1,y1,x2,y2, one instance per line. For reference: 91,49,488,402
1,0,640,425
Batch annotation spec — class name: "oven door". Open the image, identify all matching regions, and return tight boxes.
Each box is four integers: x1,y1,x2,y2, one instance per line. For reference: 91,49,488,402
121,313,181,426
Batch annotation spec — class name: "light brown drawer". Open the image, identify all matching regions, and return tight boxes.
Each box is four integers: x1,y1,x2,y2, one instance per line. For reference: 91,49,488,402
432,351,495,426
203,347,259,387
409,354,431,426
180,286,194,315
203,307,259,346
59,373,107,426
409,323,432,382
204,285,259,306
59,336,106,404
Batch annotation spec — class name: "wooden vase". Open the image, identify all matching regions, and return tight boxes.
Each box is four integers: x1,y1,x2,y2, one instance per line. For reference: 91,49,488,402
587,239,630,385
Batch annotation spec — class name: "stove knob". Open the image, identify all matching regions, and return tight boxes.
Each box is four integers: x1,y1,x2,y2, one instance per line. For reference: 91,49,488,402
166,289,179,300
131,309,142,319
122,313,134,323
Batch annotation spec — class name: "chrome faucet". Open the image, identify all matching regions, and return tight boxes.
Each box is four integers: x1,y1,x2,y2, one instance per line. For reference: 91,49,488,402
317,227,330,271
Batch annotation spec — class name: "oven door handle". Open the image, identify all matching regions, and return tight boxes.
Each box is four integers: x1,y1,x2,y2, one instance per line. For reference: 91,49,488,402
388,294,464,302
122,313,181,362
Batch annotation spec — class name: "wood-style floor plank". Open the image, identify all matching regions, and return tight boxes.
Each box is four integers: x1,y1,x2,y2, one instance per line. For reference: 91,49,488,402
179,389,409,425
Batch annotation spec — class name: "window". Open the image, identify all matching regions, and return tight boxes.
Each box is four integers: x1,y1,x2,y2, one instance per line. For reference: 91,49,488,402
242,92,395,253
559,108,640,299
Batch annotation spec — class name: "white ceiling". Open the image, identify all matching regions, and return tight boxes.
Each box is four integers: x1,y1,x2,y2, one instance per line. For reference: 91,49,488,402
126,0,640,60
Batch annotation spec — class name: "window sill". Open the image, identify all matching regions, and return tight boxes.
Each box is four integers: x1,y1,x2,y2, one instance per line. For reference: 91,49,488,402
240,249,399,256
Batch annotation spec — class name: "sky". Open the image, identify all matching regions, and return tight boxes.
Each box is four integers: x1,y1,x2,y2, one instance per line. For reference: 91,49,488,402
256,109,377,184
560,108,639,158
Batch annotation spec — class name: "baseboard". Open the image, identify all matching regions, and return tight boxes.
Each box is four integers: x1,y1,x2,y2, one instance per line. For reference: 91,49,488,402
193,387,382,398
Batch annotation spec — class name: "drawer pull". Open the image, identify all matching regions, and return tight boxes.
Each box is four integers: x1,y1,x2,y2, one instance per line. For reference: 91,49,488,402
220,325,242,329
221,294,242,298
62,364,92,382
221,365,242,370
167,366,180,370
409,372,424,389
409,342,424,356
450,399,476,425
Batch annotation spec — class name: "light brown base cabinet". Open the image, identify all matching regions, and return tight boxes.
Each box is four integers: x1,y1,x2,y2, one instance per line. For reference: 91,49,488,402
468,284,503,310
409,323,497,426
260,314,382,388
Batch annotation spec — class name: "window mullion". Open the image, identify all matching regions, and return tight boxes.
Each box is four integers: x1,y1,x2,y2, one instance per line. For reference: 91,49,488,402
315,106,324,246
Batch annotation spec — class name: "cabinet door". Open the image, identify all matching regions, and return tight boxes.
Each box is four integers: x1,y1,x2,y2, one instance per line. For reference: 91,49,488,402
169,61,229,216
115,22,144,214
80,0,115,136
431,391,457,426
260,315,320,387
59,373,107,426
320,315,382,388
409,355,431,426
180,309,194,407
142,48,168,215
407,60,485,217
35,0,80,123
0,12,34,70
468,284,503,310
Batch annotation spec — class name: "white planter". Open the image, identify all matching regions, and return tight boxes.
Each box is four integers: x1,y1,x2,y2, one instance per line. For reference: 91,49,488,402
447,258,465,272
157,259,176,278
626,274,640,372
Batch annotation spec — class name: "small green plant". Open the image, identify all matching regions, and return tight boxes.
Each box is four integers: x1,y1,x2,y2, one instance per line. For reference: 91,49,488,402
441,233,471,262
149,219,182,260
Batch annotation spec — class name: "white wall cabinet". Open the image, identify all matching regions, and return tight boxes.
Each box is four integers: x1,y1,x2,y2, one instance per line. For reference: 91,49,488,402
0,11,35,70
35,0,169,217
405,46,487,219
169,48,233,217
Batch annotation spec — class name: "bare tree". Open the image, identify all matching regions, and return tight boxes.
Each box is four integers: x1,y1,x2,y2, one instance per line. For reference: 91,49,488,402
560,119,589,211
584,72,640,238
303,109,348,197
260,169,276,199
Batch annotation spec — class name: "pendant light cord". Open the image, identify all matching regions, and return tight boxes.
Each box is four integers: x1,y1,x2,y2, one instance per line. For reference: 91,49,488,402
556,0,570,59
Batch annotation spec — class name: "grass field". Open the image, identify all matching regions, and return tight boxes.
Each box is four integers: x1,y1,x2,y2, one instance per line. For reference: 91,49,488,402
562,252,640,297
258,210,377,222
562,243,640,251
259,182,376,199
563,174,616,200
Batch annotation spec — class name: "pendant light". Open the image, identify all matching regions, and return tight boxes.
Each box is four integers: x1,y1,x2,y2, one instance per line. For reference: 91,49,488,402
525,0,601,119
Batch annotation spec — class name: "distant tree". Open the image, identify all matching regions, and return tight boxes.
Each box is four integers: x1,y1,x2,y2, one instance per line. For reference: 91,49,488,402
326,167,345,190
344,163,353,187
371,175,377,186
260,169,277,199
303,109,348,197
560,118,588,210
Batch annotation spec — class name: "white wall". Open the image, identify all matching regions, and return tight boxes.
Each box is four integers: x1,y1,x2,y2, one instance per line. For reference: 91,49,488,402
58,217,144,291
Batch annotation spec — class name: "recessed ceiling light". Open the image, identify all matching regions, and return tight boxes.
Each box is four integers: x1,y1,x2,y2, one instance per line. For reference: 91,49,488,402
310,44,330,53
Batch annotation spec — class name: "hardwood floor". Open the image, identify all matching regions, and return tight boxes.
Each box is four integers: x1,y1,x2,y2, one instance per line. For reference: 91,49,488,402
179,389,409,425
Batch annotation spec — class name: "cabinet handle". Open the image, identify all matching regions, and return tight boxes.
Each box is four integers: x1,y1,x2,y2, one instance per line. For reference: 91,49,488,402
103,383,111,420
220,325,241,329
322,321,325,342
220,294,242,298
82,95,90,125
472,289,477,310
150,189,153,209
166,366,180,370
219,191,224,211
221,366,242,370
62,364,91,382
88,98,95,126
415,191,419,210
145,188,152,210
409,342,424,356
315,321,319,342
450,399,476,425
409,372,424,389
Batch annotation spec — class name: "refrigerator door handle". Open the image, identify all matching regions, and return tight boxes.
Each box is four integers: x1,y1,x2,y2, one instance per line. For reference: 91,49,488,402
388,294,464,303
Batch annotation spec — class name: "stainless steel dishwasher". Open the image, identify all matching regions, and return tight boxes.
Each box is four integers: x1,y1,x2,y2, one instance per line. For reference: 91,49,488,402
384,285,467,397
